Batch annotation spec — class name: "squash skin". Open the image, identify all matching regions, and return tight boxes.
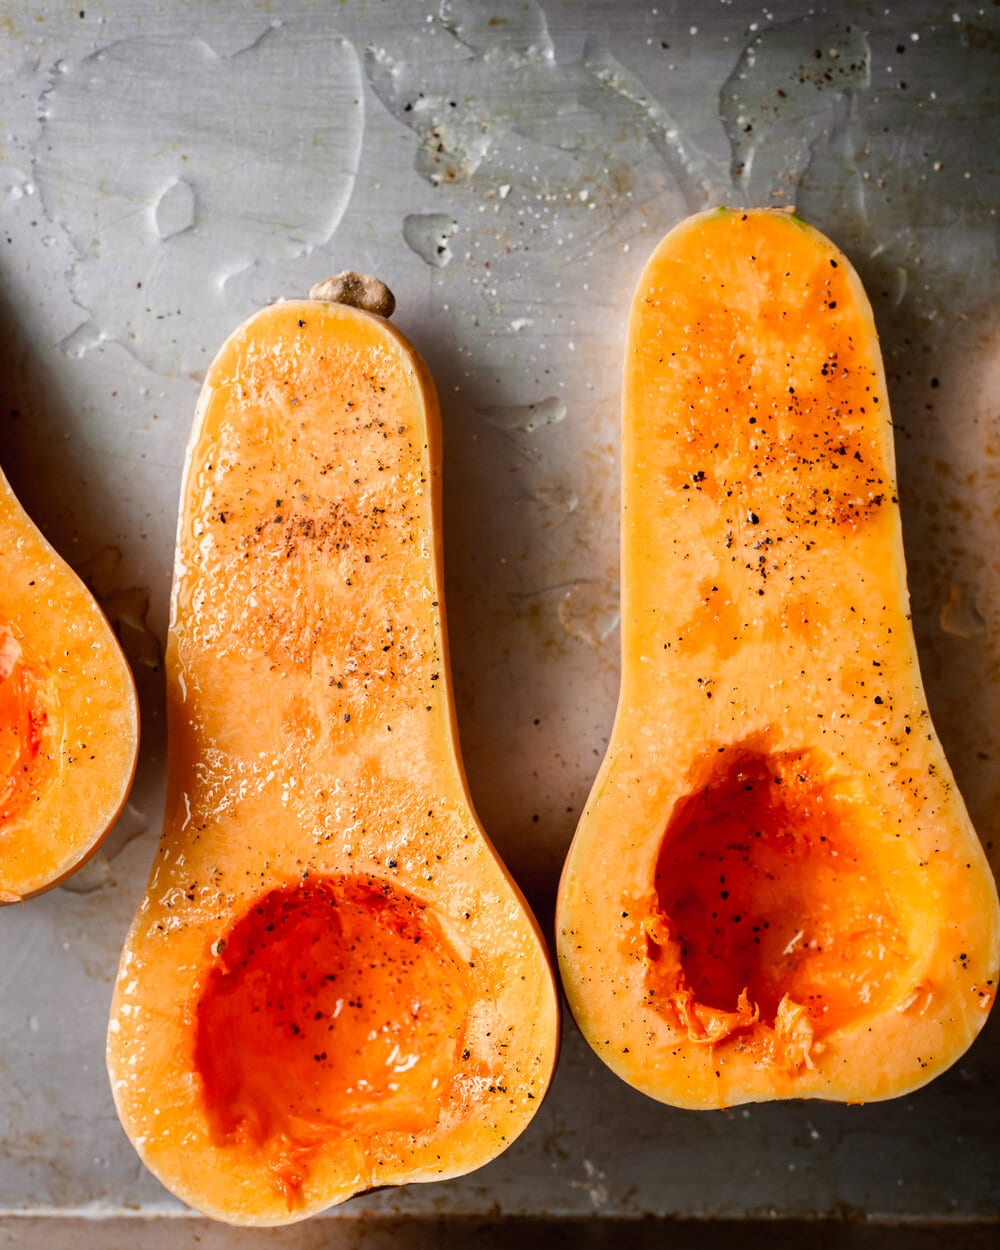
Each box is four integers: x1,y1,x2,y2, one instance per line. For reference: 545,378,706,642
556,207,1000,1109
0,467,138,901
107,297,558,1225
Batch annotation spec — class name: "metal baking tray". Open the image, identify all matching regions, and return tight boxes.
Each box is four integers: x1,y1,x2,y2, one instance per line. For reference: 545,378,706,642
1,1,997,1244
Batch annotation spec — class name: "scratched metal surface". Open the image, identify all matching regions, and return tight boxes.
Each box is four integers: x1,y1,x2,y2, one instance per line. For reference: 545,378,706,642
0,0,997,1234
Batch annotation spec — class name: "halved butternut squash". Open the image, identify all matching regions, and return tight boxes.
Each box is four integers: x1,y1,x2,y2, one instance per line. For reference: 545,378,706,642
0,466,138,900
107,276,558,1224
557,208,999,1108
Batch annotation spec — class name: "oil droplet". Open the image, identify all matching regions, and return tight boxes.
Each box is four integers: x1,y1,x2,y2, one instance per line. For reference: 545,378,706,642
152,176,197,240
558,580,619,646
479,395,567,435
720,18,870,200
367,0,725,259
35,27,364,375
534,482,579,514
366,1,554,186
938,582,987,640
569,1157,610,1209
581,44,722,209
402,213,458,267
60,850,114,894
100,587,162,671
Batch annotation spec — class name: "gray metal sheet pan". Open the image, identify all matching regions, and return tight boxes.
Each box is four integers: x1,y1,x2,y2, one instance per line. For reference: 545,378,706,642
0,0,997,1243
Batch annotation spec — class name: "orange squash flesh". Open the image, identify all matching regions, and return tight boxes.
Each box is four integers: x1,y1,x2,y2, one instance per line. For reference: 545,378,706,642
107,293,558,1224
0,467,138,901
556,208,1000,1108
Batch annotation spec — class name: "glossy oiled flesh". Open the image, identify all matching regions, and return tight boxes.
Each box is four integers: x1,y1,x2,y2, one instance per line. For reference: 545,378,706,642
175,308,442,748
108,299,557,1223
625,213,916,1058
626,210,892,658
557,208,999,1107
173,310,481,1197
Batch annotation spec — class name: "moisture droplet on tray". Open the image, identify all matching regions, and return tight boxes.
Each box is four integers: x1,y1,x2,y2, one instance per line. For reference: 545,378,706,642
152,177,197,240
402,213,459,267
479,396,567,434
558,581,620,646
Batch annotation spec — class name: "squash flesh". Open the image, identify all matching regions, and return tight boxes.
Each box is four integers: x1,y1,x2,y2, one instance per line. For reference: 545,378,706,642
108,299,558,1224
0,469,138,899
557,208,1000,1107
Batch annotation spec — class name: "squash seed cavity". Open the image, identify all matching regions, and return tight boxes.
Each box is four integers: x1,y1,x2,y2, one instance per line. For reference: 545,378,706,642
643,743,910,1058
194,873,482,1207
0,615,57,830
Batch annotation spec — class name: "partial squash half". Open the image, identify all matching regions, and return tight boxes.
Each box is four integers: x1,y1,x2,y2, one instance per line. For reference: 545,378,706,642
107,276,558,1224
557,208,999,1108
0,466,138,901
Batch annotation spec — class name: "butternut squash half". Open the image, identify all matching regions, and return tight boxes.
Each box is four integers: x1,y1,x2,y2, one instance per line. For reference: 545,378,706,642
0,466,138,901
107,276,558,1224
557,208,1000,1108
